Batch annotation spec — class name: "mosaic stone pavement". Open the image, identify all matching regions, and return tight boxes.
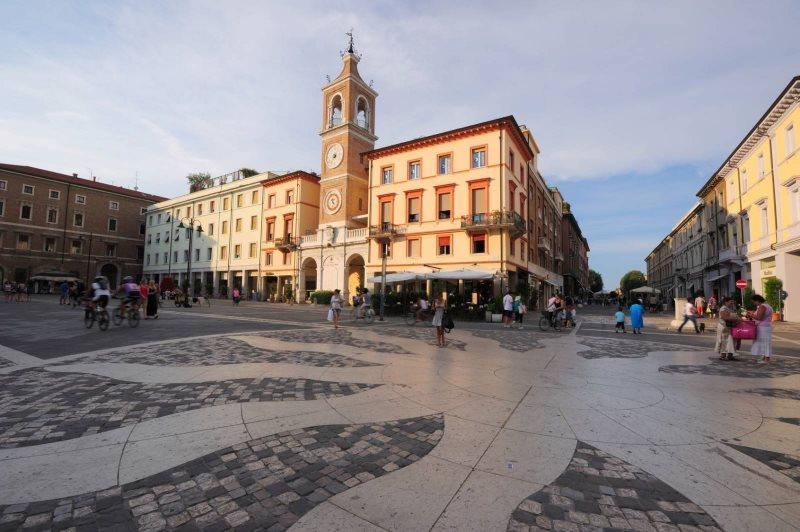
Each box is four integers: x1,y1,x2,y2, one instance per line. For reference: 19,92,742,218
0,415,444,532
0,368,378,448
727,444,800,483
0,358,14,369
255,329,410,354
508,441,723,532
469,328,545,352
735,388,800,400
659,356,800,378
576,336,707,360
52,336,380,368
380,326,467,351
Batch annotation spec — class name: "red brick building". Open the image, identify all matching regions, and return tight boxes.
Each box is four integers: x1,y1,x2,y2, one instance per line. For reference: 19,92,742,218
560,201,590,299
0,164,165,289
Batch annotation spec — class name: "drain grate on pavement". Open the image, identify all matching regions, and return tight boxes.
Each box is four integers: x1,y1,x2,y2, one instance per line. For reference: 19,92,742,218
659,357,800,378
0,368,378,449
255,329,410,354
508,441,722,532
52,336,380,368
727,443,800,484
0,414,444,531
577,337,706,360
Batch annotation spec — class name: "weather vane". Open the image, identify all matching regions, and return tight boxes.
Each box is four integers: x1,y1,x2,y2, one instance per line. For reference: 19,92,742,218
340,28,361,59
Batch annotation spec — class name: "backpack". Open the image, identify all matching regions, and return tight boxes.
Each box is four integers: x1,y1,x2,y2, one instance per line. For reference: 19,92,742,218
443,312,454,332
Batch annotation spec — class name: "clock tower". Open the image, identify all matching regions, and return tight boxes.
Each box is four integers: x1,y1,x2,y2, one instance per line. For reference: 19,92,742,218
319,37,377,227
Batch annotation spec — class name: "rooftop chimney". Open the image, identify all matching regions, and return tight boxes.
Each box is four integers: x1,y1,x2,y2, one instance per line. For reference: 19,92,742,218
72,173,78,178
93,176,96,182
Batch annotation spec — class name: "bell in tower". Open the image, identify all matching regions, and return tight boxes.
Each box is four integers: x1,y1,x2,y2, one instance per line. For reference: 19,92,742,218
319,31,378,228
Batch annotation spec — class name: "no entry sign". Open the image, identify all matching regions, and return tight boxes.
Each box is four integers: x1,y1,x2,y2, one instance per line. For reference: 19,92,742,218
736,279,747,289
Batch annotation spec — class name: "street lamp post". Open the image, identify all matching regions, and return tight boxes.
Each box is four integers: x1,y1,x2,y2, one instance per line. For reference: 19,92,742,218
178,217,203,307
82,232,94,289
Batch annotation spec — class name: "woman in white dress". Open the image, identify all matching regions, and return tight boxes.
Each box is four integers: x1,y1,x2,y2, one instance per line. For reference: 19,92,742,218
747,294,773,363
330,289,343,329
432,296,446,347
715,297,739,361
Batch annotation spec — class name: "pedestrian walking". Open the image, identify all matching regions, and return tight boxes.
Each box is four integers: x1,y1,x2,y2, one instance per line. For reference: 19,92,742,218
432,295,446,347
677,300,701,334
614,306,627,333
502,290,514,328
715,297,739,360
694,293,706,318
146,280,159,319
708,294,718,319
629,299,645,334
59,280,69,305
3,280,14,303
329,289,342,329
232,287,241,306
513,293,526,329
747,294,773,363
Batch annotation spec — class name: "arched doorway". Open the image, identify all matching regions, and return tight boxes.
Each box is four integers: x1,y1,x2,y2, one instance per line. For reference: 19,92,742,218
346,254,365,300
300,257,317,301
100,263,119,289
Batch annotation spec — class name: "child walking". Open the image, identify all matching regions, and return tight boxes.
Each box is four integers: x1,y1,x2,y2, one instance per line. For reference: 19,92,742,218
614,306,627,333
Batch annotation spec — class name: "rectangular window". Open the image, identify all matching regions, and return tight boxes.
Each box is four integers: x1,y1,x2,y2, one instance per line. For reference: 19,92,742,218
408,161,420,180
155,233,161,244
471,148,486,168
47,208,58,224
223,197,230,210
108,218,117,231
268,195,275,208
471,187,487,219
266,220,275,240
250,215,257,230
210,200,216,213
380,241,391,257
187,206,192,217
183,250,189,262
249,242,256,258
136,246,143,261
760,204,768,236
437,191,452,219
0,199,5,217
106,244,116,257
382,167,393,184
157,213,162,223
236,194,243,207
235,218,242,232
147,234,152,244
251,190,259,204
140,207,147,215
234,244,241,258
197,203,203,215
146,254,150,266
49,189,60,199
757,154,765,179
265,252,272,266
44,237,56,253
194,248,200,261
22,184,34,195
741,169,748,191
438,235,451,255
140,223,146,235
163,252,168,264
16,234,29,249
407,238,420,257
176,208,181,218
380,200,392,228
222,220,228,234
208,223,214,236
75,194,86,204
71,239,82,254
174,251,179,263
438,155,452,175
206,248,212,260
472,234,486,253
791,186,800,223
20,204,32,220
0,180,6,190
109,201,119,210
407,196,420,222
787,124,796,156
282,251,288,265
509,150,515,172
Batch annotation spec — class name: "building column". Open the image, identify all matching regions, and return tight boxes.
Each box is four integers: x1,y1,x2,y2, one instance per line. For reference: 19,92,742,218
276,277,283,302
212,271,220,297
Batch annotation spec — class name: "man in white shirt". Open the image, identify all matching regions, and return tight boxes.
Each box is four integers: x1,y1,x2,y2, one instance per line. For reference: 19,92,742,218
502,291,514,327
678,300,701,333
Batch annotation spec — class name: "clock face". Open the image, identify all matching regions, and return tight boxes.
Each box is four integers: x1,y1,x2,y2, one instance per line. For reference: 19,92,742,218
324,189,342,215
325,143,344,169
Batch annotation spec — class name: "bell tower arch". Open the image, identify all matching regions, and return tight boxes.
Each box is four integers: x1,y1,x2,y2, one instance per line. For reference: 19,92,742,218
319,34,377,227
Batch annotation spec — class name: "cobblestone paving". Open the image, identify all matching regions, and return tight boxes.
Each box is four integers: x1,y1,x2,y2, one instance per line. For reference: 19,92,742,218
576,337,707,360
255,329,410,354
659,357,800,378
734,388,800,401
728,444,800,483
0,369,378,449
380,326,467,351
53,336,379,368
0,415,444,531
469,329,545,352
508,441,722,532
0,358,13,369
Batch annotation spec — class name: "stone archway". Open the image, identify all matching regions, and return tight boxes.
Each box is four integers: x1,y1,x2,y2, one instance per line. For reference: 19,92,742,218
100,263,119,289
346,254,365,301
300,257,318,301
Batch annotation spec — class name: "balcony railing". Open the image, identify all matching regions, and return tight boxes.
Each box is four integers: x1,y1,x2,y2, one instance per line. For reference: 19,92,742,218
274,236,299,250
300,233,318,246
369,223,403,240
460,210,525,236
537,236,552,254
346,227,367,240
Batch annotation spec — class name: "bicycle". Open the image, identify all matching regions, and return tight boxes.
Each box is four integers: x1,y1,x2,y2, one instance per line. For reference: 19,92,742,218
113,300,141,328
538,310,563,332
350,305,375,324
405,305,433,326
83,302,110,331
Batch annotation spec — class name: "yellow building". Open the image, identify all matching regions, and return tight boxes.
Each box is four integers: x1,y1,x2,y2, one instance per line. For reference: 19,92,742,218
696,75,800,320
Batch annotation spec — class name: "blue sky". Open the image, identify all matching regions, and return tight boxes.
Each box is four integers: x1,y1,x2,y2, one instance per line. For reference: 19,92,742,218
2,1,799,288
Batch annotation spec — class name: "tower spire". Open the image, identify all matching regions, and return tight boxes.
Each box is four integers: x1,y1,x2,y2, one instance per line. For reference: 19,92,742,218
346,28,354,54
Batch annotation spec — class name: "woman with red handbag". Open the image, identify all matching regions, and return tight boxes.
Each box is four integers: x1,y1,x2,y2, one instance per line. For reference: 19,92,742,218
715,297,739,361
746,294,773,363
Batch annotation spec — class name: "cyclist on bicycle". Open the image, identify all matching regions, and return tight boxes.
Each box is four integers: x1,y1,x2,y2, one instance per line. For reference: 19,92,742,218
546,294,563,327
416,295,429,321
86,276,110,316
118,276,141,314
359,289,372,318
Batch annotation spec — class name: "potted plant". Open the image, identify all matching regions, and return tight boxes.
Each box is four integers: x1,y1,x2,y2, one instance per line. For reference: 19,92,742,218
763,278,783,321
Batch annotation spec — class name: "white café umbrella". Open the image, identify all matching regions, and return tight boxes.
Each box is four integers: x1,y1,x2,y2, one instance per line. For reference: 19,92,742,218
426,269,495,281
366,272,426,283
630,286,661,294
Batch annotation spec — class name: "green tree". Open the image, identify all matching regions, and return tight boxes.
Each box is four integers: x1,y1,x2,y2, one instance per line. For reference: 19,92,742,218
763,278,783,312
187,172,212,192
588,269,603,293
239,168,259,178
620,270,646,297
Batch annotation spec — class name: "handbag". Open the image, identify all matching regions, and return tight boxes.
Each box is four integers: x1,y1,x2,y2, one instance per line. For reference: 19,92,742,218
443,312,454,332
327,308,334,322
731,320,757,340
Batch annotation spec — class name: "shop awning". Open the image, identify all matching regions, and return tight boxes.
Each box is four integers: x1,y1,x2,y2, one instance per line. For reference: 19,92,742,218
29,273,80,282
367,272,426,283
426,269,496,281
631,286,661,294
706,269,730,283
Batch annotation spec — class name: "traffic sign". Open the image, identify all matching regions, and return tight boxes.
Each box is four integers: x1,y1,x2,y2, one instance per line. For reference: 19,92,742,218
736,279,747,289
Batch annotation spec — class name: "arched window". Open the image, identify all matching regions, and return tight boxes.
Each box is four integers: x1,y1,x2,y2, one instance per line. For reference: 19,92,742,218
356,97,369,129
329,95,343,128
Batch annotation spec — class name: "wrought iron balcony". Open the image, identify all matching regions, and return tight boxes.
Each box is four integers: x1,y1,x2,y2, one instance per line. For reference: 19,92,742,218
274,236,299,250
537,236,552,254
460,210,525,236
369,222,403,240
